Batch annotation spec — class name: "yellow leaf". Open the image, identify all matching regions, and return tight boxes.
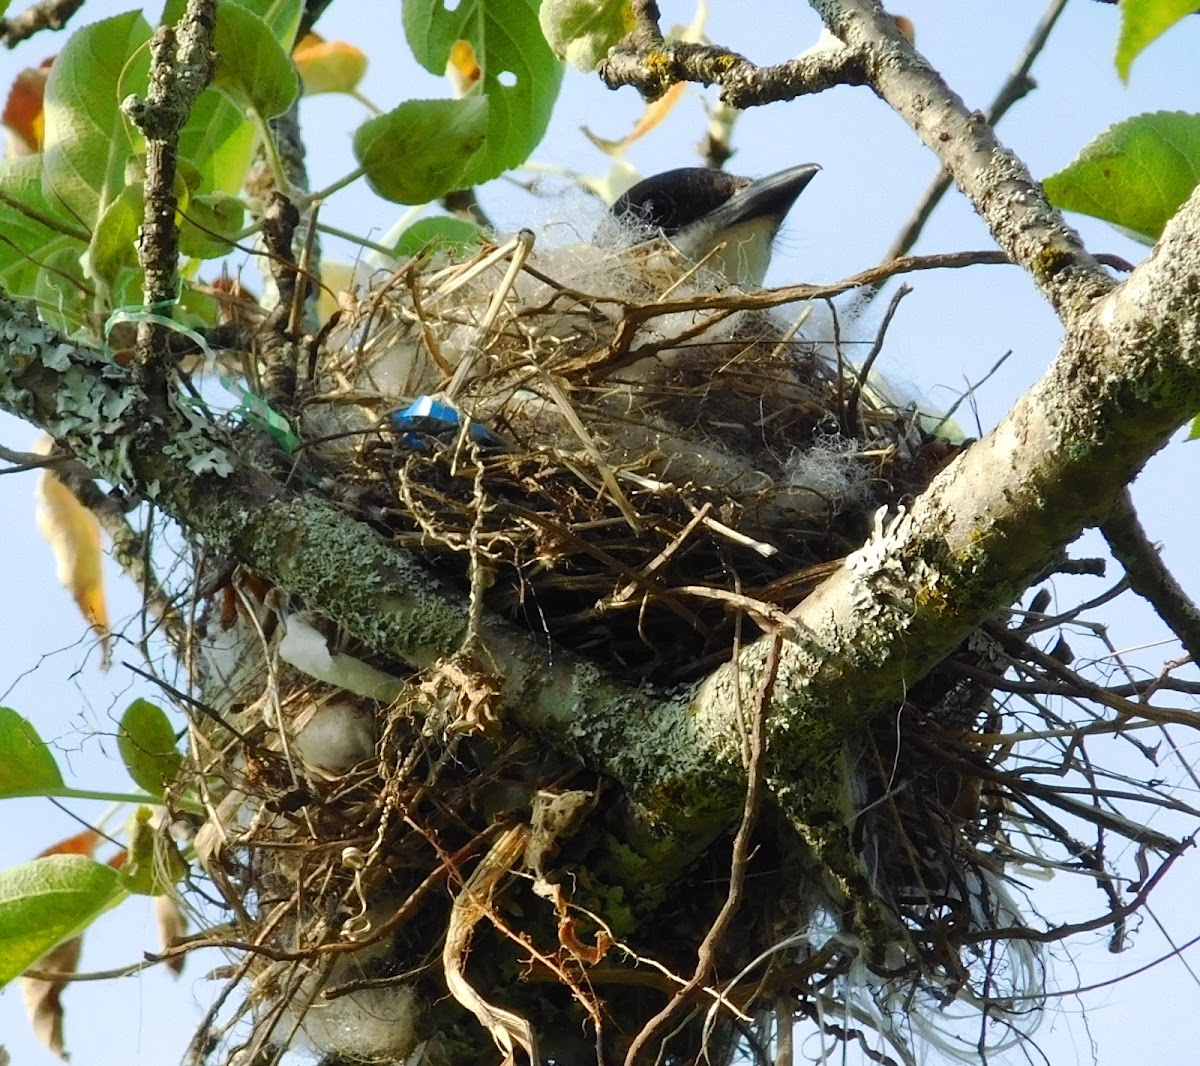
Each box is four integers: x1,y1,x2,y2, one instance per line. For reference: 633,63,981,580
33,435,110,666
318,260,357,324
293,32,368,96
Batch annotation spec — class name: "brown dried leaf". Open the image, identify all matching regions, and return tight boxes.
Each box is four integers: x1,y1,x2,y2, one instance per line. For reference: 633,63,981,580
443,826,539,1066
21,936,81,1060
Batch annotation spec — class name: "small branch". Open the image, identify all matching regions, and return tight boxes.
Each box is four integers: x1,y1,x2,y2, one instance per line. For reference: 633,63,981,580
0,0,84,48
599,0,866,107
841,283,910,435
879,0,1070,267
623,633,781,1066
1102,488,1200,663
297,0,337,40
121,0,218,372
808,0,1113,323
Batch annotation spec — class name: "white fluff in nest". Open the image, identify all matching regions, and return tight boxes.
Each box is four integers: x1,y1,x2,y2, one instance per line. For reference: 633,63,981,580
292,701,377,775
781,438,875,510
273,951,422,1063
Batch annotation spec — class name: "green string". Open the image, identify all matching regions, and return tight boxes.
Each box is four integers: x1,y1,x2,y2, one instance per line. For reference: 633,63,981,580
102,301,300,453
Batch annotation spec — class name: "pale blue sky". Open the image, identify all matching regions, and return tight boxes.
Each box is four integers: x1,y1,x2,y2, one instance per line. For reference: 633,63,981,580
2,1,1199,1063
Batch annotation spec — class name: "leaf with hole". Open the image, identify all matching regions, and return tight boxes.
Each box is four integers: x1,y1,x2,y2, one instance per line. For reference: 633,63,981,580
404,0,562,184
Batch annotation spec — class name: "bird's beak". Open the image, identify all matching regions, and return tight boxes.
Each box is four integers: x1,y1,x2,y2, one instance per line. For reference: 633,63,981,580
673,163,820,287
703,163,821,234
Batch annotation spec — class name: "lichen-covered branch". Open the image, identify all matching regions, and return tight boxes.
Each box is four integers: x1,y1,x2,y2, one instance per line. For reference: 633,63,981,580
120,0,217,370
2,184,1199,933
599,0,866,106
878,0,1070,269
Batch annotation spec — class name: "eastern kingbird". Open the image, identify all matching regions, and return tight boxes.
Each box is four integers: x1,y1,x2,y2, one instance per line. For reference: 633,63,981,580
610,163,821,287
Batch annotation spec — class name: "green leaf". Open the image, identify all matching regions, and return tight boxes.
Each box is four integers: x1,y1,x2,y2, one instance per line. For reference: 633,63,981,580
540,0,631,71
117,699,182,796
0,855,125,986
0,708,64,798
168,0,303,194
179,191,245,258
355,98,490,205
35,242,92,338
41,11,153,233
0,156,88,298
394,216,485,257
1115,0,1198,82
404,0,563,184
1043,112,1200,244
117,807,188,896
208,2,300,119
88,185,144,291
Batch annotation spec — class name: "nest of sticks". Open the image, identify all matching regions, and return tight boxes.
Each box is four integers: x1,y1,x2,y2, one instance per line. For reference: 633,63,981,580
168,235,1196,1066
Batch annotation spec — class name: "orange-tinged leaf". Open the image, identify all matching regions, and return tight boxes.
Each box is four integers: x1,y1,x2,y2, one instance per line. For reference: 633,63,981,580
447,39,481,97
892,13,916,44
20,935,81,1060
293,31,367,96
32,435,110,667
585,80,687,155
2,58,53,156
38,830,102,860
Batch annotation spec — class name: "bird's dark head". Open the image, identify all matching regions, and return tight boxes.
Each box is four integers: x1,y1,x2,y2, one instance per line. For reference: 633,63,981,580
609,163,820,287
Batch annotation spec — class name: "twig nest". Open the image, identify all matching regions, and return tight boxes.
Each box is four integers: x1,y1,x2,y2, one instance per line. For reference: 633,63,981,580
300,235,953,684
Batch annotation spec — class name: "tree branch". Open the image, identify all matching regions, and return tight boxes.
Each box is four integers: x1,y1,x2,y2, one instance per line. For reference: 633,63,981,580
878,0,1070,269
0,0,84,48
808,0,1113,323
599,0,866,107
1102,488,1200,663
120,0,218,371
2,185,1199,937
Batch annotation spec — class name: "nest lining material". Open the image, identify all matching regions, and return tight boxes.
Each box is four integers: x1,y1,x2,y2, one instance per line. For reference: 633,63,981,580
298,234,955,685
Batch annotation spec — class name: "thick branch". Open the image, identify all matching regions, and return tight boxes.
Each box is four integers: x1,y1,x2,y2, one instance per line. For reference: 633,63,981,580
879,0,1069,267
2,187,1199,927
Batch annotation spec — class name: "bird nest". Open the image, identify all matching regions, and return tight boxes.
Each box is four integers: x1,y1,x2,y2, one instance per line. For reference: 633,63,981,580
168,236,1195,1066
297,236,952,685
